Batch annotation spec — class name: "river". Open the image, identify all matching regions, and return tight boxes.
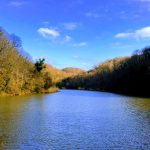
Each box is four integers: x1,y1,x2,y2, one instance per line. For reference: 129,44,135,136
0,90,150,150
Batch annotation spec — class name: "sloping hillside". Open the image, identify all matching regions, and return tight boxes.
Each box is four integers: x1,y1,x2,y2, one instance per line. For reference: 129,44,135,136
60,47,150,97
0,28,56,95
62,67,85,74
45,65,73,84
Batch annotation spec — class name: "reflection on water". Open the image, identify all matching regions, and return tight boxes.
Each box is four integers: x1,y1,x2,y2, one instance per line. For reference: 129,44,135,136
0,90,150,149
130,98,150,111
0,134,7,150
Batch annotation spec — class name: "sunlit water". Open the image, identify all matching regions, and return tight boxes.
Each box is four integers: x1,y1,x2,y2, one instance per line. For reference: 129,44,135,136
0,90,150,150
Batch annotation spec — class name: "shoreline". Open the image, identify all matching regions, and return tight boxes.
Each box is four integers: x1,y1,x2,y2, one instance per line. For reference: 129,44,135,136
60,88,150,98
0,87,150,98
0,87,59,97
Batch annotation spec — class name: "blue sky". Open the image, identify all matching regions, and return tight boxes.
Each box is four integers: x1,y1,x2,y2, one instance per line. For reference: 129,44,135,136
0,0,150,70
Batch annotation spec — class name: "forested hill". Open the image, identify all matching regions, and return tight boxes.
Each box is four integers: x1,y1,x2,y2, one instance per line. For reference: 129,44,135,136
60,48,150,97
0,28,55,95
45,65,74,84
0,27,85,96
62,67,85,74
0,28,73,96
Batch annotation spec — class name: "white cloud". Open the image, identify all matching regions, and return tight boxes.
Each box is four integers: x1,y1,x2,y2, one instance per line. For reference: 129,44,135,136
115,33,133,38
38,28,60,38
115,26,150,39
73,42,87,47
63,23,78,30
64,35,72,42
9,1,25,7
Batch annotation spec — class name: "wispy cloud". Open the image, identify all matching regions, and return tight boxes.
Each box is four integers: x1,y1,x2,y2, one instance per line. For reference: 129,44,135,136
138,0,150,2
132,0,150,11
63,22,79,30
85,12,100,18
38,28,60,38
115,26,150,39
73,55,79,59
73,42,87,47
72,55,93,68
131,0,150,3
119,11,140,20
64,35,72,42
111,42,134,49
9,1,25,7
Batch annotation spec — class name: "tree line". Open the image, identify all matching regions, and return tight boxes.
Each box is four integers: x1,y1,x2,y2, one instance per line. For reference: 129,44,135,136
59,47,150,97
0,27,56,96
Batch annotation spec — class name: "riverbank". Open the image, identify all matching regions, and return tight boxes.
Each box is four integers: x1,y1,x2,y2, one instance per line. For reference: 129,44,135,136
59,47,150,98
60,87,150,98
0,87,59,97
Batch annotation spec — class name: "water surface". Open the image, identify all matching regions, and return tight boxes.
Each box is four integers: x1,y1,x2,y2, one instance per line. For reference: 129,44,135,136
0,90,150,150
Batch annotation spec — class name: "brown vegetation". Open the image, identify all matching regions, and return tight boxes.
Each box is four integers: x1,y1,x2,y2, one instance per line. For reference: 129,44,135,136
62,67,85,75
45,65,73,84
0,28,58,96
